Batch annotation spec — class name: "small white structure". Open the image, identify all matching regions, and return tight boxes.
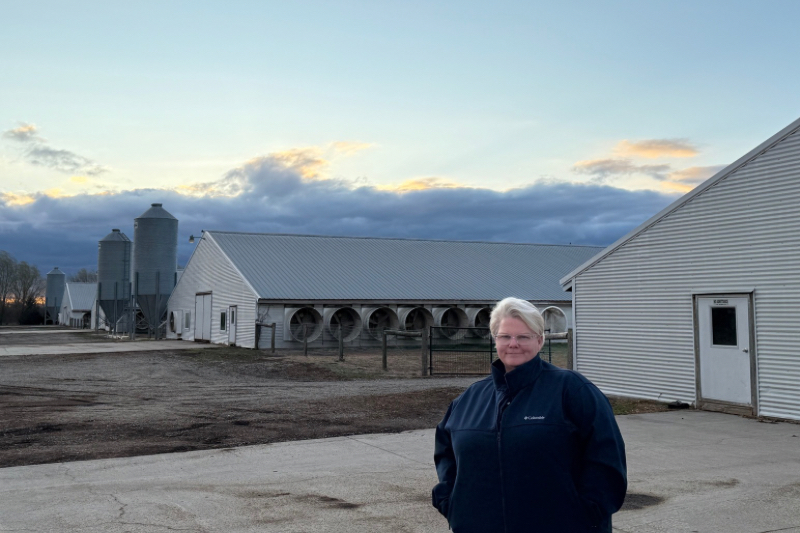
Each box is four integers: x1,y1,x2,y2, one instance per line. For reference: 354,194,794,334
167,232,601,349
561,117,800,421
59,282,102,329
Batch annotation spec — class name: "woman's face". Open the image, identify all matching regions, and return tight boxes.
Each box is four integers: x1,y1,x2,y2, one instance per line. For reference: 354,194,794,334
495,316,544,372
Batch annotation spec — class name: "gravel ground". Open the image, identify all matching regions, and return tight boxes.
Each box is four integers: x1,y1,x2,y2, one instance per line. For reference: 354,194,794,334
0,329,482,467
0,328,665,469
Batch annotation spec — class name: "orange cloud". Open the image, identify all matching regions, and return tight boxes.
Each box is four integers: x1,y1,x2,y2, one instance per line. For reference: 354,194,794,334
1,192,37,206
660,165,726,193
269,147,328,179
2,123,43,143
330,141,374,156
614,139,699,159
379,177,464,192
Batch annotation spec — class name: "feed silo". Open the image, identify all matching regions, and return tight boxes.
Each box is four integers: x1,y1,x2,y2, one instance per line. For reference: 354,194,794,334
97,229,132,331
133,203,178,334
45,267,66,324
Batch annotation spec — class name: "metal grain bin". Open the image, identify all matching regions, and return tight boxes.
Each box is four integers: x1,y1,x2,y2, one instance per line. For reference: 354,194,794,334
98,229,132,329
133,203,178,329
45,267,66,324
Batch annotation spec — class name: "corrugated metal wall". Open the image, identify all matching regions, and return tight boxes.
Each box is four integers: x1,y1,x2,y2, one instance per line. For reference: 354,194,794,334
573,128,800,420
257,303,286,348
166,235,258,348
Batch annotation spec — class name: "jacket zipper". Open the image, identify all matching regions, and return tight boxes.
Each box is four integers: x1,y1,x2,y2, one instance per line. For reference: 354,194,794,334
497,396,511,533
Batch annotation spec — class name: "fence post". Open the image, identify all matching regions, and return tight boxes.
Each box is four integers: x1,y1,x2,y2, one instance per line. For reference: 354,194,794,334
567,328,574,370
382,330,388,370
421,328,429,376
270,323,276,354
338,325,344,361
303,324,308,356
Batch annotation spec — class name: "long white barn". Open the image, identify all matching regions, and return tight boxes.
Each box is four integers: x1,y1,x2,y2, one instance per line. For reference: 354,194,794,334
166,232,601,350
561,117,800,421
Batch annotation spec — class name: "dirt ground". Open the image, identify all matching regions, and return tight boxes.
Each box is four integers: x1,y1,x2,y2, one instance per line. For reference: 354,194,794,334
0,328,667,468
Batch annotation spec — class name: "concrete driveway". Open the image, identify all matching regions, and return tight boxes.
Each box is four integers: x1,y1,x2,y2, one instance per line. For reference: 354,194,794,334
0,410,798,533
0,339,214,357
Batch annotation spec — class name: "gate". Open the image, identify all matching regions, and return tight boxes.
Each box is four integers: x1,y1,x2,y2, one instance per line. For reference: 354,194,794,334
428,326,555,375
429,326,495,375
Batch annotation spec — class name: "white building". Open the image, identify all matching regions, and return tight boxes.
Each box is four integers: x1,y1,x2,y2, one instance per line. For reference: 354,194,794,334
166,232,602,349
59,282,102,329
561,117,800,421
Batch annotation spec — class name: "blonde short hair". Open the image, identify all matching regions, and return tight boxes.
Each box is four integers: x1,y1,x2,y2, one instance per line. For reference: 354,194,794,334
489,297,544,337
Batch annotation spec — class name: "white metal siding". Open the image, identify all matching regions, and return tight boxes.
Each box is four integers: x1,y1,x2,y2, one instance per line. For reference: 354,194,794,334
166,236,258,348
257,303,287,349
574,128,800,419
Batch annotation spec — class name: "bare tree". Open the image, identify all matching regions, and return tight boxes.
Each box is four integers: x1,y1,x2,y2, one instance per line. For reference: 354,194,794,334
12,261,44,315
0,251,17,324
69,268,98,283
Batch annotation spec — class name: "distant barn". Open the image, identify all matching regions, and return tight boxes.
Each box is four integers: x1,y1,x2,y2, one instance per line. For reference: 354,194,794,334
58,282,101,329
166,232,601,350
561,117,800,421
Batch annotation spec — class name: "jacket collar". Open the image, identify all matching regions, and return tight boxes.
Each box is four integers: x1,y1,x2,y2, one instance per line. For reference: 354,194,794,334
492,355,544,395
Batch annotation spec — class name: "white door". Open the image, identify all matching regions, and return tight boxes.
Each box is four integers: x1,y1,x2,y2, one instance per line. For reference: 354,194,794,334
228,306,237,345
194,293,212,341
697,296,753,406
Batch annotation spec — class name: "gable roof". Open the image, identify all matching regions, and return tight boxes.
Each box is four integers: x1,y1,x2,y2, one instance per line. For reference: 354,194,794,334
65,282,97,311
560,116,800,288
203,231,603,302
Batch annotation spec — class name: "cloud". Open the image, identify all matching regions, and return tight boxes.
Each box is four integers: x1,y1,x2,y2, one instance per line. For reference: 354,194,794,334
3,123,44,143
572,158,672,181
0,192,36,206
2,122,108,176
0,151,680,275
667,165,726,185
379,177,464,192
661,165,727,193
330,141,374,156
614,138,699,159
25,145,108,175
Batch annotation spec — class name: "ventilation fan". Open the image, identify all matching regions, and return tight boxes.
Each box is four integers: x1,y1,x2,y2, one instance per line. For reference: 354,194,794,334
290,308,320,341
330,308,360,341
405,308,429,331
473,308,491,338
440,308,462,339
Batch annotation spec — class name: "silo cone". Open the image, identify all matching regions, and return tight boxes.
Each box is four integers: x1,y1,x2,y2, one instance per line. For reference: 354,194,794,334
133,203,178,337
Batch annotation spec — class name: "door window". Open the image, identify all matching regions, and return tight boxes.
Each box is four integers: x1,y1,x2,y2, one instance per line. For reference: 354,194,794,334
711,307,737,346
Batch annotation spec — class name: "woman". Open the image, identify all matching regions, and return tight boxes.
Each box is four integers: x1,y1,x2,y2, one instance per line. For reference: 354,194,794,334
432,297,627,533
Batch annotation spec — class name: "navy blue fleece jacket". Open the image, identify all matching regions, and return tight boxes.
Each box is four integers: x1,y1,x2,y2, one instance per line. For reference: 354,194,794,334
432,356,627,533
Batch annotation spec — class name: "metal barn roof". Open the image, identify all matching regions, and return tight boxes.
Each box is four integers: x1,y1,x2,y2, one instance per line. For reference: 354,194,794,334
65,282,97,312
205,231,603,302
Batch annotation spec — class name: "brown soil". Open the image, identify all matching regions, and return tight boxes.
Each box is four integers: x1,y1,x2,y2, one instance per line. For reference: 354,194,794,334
0,331,668,468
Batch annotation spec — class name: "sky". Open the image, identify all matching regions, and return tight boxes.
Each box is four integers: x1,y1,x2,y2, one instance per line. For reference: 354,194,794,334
2,1,800,275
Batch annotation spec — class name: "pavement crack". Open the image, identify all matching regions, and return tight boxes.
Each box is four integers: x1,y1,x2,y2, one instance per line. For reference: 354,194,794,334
109,493,127,519
344,436,429,466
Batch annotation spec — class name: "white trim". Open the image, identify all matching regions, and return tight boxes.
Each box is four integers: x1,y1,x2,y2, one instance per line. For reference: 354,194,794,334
690,288,755,295
571,277,577,371
166,230,206,309
204,232,260,301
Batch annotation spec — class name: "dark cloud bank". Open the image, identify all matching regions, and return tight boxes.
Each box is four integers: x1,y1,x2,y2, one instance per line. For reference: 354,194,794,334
0,155,679,275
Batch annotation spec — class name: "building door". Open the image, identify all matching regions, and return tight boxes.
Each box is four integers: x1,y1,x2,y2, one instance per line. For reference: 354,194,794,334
194,293,212,342
228,306,237,346
696,295,754,413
